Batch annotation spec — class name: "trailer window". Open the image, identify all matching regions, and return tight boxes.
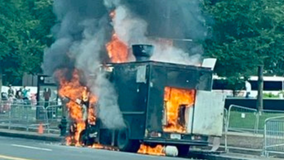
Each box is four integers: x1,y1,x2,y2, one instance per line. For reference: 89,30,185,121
163,87,195,133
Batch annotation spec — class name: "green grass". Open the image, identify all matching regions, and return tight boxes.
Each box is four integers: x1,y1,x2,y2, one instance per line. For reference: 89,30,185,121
228,110,284,132
258,112,284,130
228,111,257,131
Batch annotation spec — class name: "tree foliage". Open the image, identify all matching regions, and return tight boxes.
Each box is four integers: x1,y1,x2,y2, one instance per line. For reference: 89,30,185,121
0,0,55,84
203,0,284,90
1,0,284,91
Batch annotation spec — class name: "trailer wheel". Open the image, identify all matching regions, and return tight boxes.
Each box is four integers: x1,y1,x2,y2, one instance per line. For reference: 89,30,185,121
117,128,140,152
176,145,190,157
79,130,95,146
79,130,87,146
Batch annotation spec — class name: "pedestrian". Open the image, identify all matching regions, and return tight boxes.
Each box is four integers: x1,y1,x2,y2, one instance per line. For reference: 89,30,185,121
7,84,14,98
245,81,251,98
21,86,30,104
43,87,51,108
15,88,22,100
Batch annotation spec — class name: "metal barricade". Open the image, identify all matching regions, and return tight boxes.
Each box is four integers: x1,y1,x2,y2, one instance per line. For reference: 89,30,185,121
8,104,49,131
257,110,284,134
0,99,63,134
263,116,284,157
227,105,258,133
225,105,263,153
223,108,229,152
45,105,62,134
0,101,12,126
223,108,228,131
37,101,60,108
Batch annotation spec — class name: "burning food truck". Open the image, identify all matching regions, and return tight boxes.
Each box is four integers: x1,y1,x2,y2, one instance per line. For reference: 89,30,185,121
39,44,225,156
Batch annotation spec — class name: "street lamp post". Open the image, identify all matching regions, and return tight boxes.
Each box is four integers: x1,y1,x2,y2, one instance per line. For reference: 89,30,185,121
257,65,264,113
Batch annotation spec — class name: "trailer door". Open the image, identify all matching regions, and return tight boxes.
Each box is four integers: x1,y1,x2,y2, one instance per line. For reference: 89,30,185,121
192,91,225,137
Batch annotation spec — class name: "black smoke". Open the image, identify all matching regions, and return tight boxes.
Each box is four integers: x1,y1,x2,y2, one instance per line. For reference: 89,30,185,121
43,0,208,129
43,0,208,75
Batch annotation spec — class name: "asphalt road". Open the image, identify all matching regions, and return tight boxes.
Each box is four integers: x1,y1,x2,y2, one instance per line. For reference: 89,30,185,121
0,136,190,160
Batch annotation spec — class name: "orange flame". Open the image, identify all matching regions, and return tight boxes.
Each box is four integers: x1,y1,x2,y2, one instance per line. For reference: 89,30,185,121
90,144,104,149
106,11,129,63
106,33,128,63
56,69,97,146
138,144,165,156
90,144,118,151
163,87,195,133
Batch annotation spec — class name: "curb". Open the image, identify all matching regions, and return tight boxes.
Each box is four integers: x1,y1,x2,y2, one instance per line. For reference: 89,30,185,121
0,129,63,142
189,151,265,160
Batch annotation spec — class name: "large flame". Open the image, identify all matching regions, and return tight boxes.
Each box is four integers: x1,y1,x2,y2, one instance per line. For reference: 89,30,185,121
163,87,195,133
56,69,97,146
138,144,165,156
55,9,197,155
106,11,129,63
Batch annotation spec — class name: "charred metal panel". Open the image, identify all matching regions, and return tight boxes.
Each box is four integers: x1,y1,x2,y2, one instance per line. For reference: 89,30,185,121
146,62,212,135
110,63,149,139
151,62,213,91
108,61,213,140
146,65,166,134
123,114,146,139
196,71,213,91
144,62,213,135
112,64,149,112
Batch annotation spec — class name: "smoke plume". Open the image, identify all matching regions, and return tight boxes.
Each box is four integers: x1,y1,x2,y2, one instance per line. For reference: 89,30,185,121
108,0,206,65
43,0,208,129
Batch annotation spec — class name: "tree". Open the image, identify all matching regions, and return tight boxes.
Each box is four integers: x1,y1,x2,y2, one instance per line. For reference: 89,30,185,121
0,0,55,93
203,0,284,92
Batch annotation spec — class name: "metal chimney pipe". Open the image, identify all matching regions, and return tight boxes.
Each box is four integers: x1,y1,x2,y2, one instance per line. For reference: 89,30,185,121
132,44,154,62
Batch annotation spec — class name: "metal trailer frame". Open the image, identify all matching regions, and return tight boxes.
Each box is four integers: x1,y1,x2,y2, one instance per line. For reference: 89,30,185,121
90,61,214,155
37,61,218,156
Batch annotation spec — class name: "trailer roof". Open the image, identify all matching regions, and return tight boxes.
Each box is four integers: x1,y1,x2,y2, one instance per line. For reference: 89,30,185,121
105,60,213,72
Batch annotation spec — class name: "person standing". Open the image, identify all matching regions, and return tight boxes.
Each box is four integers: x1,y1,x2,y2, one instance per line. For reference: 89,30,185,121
22,86,30,103
15,88,22,100
7,84,14,98
245,81,251,98
43,87,51,108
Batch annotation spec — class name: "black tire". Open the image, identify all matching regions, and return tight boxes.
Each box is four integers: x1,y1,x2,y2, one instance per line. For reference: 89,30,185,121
79,130,87,146
79,130,95,146
177,145,190,157
117,128,140,152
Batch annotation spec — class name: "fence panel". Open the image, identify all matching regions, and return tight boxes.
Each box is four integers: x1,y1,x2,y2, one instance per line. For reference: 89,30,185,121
0,101,12,126
257,110,284,133
223,108,228,132
45,105,62,133
0,101,62,134
37,101,61,108
227,105,258,133
263,116,284,157
8,104,48,131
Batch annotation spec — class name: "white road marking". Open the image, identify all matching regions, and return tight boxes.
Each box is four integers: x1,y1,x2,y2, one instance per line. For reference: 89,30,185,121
11,144,52,152
0,154,35,160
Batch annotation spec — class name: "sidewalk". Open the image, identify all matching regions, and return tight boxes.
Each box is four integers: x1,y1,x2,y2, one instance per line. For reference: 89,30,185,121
202,153,284,160
222,132,263,150
0,129,62,142
0,129,282,160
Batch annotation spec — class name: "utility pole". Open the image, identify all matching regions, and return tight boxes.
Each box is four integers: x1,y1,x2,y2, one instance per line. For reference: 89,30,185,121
257,65,264,113
0,66,2,101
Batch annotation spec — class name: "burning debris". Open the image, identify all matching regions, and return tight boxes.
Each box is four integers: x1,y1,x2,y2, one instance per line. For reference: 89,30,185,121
106,33,128,63
138,144,166,156
56,69,97,146
43,0,214,157
163,87,195,133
